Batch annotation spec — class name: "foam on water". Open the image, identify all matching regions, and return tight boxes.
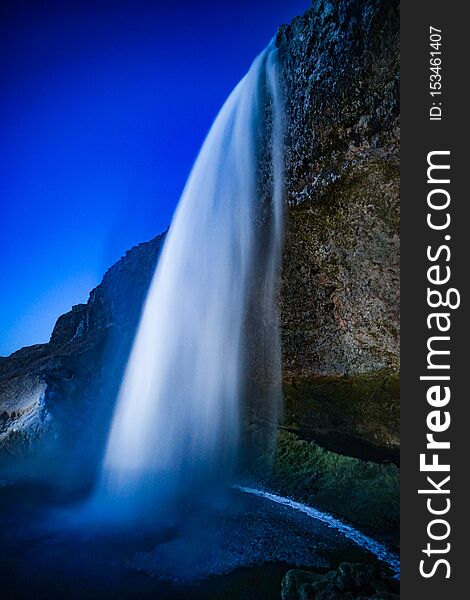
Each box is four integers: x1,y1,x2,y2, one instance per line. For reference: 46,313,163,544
235,486,401,578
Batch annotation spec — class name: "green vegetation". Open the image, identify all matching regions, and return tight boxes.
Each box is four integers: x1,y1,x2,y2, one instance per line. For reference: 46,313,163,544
249,430,400,534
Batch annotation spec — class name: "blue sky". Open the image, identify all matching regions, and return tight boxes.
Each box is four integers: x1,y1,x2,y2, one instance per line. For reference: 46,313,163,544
0,0,308,356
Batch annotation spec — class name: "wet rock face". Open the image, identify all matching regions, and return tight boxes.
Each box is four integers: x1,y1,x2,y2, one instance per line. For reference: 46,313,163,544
277,0,399,376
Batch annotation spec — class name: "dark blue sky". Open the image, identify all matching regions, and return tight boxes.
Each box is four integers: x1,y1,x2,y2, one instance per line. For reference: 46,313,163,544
0,0,308,356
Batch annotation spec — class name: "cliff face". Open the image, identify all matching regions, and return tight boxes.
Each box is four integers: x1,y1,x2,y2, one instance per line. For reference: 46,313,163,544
0,0,399,463
278,0,399,377
0,234,165,461
275,0,400,454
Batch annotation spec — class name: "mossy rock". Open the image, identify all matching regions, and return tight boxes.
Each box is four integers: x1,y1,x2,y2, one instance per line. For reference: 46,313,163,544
283,371,400,447
249,430,399,535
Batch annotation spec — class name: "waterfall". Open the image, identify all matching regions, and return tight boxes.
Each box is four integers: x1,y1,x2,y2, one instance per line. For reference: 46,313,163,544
95,40,284,522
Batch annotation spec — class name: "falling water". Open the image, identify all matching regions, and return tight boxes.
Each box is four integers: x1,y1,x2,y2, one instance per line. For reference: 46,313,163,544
95,40,284,521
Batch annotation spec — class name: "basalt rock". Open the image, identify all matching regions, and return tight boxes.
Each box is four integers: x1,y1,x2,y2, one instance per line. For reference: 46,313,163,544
281,563,399,600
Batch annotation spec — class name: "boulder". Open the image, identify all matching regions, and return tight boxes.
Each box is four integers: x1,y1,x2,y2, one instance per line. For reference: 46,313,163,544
281,563,399,599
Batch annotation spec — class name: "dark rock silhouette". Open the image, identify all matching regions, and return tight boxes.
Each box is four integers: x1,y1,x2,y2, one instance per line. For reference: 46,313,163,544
281,562,399,599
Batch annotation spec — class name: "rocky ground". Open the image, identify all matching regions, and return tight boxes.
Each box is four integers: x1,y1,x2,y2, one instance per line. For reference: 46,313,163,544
0,483,396,600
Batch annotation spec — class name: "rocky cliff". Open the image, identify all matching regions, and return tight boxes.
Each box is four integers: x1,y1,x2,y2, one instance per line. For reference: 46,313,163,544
278,0,399,377
276,0,399,459
0,0,399,493
0,234,165,465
